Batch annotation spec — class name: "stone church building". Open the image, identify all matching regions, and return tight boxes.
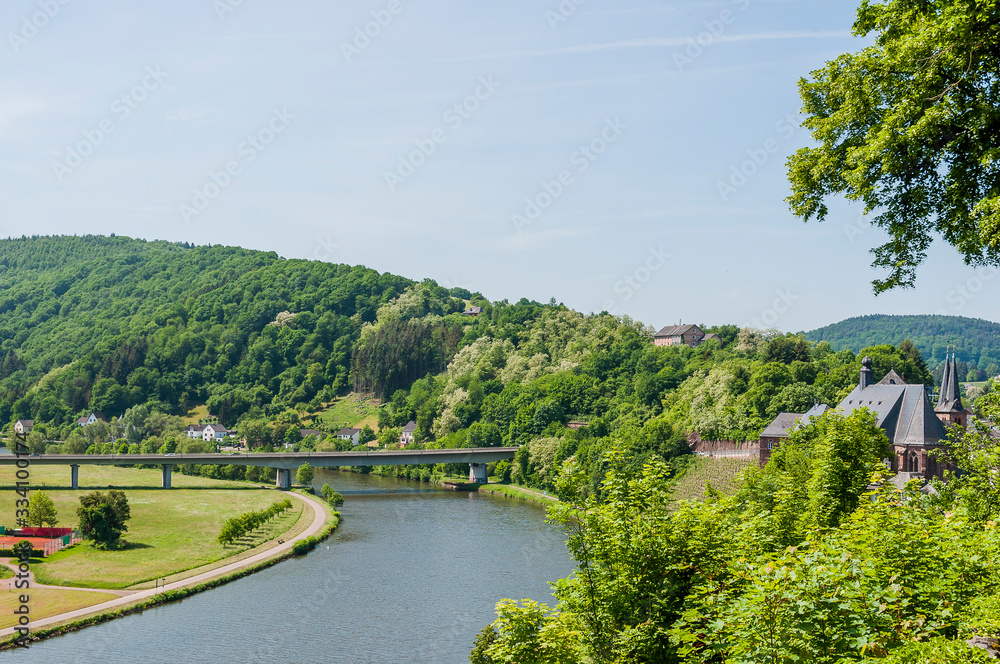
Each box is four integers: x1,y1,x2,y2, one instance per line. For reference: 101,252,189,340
759,353,970,479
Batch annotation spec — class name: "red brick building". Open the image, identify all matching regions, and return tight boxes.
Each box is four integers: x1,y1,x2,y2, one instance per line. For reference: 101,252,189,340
758,353,970,480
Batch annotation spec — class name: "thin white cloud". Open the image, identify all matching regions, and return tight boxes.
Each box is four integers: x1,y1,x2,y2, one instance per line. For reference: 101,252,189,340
401,30,854,65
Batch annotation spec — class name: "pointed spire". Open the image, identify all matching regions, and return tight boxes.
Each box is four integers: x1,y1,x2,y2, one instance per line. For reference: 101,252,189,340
937,348,952,408
936,346,963,412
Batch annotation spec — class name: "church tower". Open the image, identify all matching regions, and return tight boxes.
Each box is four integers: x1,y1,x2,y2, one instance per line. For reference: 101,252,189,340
935,349,968,429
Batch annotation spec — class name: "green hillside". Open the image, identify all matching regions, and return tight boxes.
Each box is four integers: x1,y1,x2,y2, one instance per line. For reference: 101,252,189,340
0,235,479,428
803,314,1000,382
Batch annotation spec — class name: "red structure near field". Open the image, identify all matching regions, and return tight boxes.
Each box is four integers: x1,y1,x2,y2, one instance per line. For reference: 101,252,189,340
0,528,81,556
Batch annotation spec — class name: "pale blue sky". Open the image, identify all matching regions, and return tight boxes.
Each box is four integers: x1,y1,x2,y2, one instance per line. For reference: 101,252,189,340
1,0,994,332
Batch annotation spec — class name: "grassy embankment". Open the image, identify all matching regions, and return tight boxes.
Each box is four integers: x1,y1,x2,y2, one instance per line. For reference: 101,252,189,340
313,393,379,431
0,589,120,629
0,465,311,626
477,483,559,505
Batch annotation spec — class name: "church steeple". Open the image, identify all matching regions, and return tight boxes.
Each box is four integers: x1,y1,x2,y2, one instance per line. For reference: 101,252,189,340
936,348,962,412
935,347,966,428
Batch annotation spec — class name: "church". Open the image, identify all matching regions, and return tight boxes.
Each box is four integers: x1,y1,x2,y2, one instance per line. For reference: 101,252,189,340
759,353,970,479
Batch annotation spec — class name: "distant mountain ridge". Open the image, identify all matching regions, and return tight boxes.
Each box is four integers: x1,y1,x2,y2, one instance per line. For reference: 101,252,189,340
803,314,1000,382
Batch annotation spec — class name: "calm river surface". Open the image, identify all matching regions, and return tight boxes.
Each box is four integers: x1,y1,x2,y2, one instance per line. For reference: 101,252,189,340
10,469,574,663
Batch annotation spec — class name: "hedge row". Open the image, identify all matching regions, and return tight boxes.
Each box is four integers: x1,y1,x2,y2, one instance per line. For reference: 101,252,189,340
217,498,293,545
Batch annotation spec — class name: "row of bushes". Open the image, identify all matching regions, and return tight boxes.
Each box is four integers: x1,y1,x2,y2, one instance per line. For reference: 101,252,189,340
217,499,293,546
291,511,341,555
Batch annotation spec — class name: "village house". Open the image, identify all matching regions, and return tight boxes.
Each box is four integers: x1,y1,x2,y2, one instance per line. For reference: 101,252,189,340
653,324,706,348
399,421,417,446
336,427,361,446
758,353,970,479
299,428,324,441
462,306,483,317
185,424,206,439
14,419,33,435
202,423,229,442
76,412,108,427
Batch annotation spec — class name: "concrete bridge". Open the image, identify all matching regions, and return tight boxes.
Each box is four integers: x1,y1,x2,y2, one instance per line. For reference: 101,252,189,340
0,448,517,489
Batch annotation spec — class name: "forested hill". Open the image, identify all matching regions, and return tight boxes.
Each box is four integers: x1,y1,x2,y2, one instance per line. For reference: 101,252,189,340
0,235,462,426
804,314,1000,382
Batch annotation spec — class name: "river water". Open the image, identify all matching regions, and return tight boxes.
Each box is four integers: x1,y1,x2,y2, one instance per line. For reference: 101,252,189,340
9,469,574,663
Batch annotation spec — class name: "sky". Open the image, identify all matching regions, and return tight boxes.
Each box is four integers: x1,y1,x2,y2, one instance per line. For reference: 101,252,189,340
1,0,996,333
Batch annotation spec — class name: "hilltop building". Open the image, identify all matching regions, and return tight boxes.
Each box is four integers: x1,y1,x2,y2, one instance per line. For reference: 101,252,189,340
653,324,706,348
759,353,969,479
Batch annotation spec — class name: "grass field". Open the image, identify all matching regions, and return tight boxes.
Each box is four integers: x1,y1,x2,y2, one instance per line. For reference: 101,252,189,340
0,464,254,490
671,455,754,503
20,490,304,589
183,403,210,425
314,393,379,431
0,587,118,629
0,463,307,590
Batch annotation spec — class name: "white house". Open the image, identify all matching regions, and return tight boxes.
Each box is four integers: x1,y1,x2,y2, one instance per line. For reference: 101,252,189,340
202,423,229,442
185,424,206,439
77,412,108,427
336,427,361,446
14,420,33,435
399,421,417,446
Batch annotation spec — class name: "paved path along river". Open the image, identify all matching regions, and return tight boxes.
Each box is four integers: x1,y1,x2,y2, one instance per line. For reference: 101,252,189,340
7,470,574,663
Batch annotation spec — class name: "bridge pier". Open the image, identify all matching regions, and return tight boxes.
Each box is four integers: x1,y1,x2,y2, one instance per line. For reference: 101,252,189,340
469,463,488,483
70,464,79,490
275,468,292,490
162,464,173,489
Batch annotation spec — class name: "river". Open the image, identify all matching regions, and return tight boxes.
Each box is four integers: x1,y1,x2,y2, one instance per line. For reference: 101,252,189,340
8,469,574,663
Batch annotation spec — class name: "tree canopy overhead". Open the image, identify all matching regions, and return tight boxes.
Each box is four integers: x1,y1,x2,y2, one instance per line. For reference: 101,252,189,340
787,0,1000,293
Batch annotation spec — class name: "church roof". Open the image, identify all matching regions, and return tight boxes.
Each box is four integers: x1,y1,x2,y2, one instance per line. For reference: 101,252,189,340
837,381,946,446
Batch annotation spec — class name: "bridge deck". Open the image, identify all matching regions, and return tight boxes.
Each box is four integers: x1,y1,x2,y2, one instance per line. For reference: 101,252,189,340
0,448,517,469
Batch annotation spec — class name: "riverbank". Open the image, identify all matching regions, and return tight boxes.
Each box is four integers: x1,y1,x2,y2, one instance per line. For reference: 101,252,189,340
0,489,337,649
442,479,560,506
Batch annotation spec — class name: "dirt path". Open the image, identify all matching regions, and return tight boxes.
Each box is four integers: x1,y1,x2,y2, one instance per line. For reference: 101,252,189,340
0,490,328,639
